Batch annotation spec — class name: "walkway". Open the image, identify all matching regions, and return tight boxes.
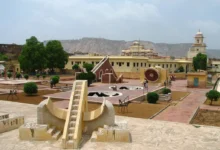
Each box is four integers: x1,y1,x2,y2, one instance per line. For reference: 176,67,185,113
153,80,211,123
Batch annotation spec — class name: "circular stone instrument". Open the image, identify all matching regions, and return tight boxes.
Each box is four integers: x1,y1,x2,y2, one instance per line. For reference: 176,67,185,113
144,68,160,82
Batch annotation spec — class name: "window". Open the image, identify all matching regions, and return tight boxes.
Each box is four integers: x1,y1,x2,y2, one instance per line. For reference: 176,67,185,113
137,63,139,67
145,63,146,67
166,64,168,68
133,63,136,67
71,61,74,65
197,39,199,43
170,64,172,67
112,62,114,66
162,64,164,68
149,64,151,67
141,63,143,67
96,62,99,64
119,62,122,66
175,64,176,68
197,49,199,51
127,62,130,67
92,61,94,65
83,61,85,64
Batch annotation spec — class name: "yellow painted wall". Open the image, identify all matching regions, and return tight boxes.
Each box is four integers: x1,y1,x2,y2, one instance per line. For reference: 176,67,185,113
187,72,207,88
140,67,169,84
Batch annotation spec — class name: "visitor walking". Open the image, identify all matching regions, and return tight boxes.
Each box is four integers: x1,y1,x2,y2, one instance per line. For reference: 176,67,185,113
144,79,148,91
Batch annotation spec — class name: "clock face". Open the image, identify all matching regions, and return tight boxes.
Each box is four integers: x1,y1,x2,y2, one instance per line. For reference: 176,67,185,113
144,68,159,82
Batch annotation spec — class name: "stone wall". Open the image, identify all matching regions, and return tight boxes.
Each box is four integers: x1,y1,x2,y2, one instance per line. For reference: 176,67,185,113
115,72,140,79
0,114,24,133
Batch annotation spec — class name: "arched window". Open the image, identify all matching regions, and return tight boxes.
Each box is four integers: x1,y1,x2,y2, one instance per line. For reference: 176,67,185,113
99,70,103,79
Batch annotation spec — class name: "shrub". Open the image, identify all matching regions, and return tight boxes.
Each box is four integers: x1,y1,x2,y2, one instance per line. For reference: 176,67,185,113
162,88,171,94
1,72,4,76
36,74,40,79
51,75,60,85
83,63,94,72
147,92,159,104
72,64,79,70
206,90,220,105
24,82,38,95
42,75,46,79
24,74,29,80
16,73,21,79
7,72,12,79
178,66,184,72
77,72,95,86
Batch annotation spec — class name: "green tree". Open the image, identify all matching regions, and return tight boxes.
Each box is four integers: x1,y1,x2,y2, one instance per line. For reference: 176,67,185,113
206,90,220,105
16,73,21,79
72,64,79,70
147,92,159,104
193,53,207,71
83,63,94,72
45,40,68,72
0,53,8,61
18,36,47,73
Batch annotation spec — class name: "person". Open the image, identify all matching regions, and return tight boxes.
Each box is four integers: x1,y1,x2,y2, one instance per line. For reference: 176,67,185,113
144,79,148,89
164,81,167,87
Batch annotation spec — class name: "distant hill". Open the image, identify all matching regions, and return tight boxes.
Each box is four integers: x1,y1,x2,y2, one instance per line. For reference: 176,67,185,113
45,38,194,57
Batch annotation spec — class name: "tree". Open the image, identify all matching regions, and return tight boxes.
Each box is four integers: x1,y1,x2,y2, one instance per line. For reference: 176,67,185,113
178,66,184,72
24,82,38,95
206,90,220,105
18,36,47,73
0,53,8,61
77,72,96,86
36,74,40,79
147,92,159,104
72,64,79,71
193,53,207,71
83,63,94,72
45,40,68,72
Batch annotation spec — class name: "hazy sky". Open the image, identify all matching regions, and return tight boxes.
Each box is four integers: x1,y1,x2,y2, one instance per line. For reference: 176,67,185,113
1,0,220,48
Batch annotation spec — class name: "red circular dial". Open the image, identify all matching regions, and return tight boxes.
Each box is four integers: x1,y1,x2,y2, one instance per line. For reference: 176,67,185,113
144,68,159,82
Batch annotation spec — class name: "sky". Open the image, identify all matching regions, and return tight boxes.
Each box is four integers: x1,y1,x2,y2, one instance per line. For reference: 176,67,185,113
0,0,220,49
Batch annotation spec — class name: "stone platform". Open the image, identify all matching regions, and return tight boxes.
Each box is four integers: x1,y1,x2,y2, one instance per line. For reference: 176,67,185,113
0,101,220,150
44,80,161,105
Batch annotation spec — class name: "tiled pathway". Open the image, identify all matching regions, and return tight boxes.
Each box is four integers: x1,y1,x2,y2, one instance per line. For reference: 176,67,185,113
153,80,211,123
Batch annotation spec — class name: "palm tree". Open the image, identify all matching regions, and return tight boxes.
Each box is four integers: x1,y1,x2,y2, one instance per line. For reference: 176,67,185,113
206,90,220,105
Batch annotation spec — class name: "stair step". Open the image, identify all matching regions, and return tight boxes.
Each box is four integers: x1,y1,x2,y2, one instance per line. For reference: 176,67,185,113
69,121,76,127
72,105,78,109
68,127,75,133
47,126,56,135
67,140,74,147
70,115,77,120
74,94,81,97
71,110,78,115
52,130,62,140
68,133,74,139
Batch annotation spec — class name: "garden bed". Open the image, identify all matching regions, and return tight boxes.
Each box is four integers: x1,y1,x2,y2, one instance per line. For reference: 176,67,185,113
191,109,220,127
88,102,168,119
0,90,59,105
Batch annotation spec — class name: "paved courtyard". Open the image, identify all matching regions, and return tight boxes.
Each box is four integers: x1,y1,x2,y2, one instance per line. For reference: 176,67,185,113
154,80,211,123
44,80,161,105
1,101,220,150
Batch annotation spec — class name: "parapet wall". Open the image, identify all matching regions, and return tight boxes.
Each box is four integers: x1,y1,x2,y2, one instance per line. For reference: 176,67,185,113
0,114,24,133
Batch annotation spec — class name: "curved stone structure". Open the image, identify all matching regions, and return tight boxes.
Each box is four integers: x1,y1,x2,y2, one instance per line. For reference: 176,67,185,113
145,68,160,82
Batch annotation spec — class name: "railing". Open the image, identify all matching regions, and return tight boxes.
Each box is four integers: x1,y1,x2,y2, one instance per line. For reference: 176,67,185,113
121,96,129,103
91,56,108,73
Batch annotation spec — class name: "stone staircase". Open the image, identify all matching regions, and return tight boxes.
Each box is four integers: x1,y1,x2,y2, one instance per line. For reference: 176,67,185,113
47,126,62,140
62,81,84,149
19,123,62,140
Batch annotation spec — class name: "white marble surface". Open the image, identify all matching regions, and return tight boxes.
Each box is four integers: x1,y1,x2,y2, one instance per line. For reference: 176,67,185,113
0,101,220,150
